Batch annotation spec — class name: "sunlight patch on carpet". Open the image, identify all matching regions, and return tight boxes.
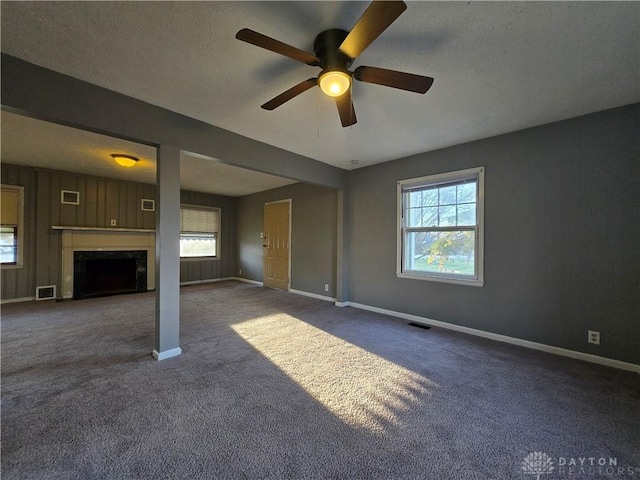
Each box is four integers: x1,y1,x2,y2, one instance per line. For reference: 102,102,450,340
231,314,437,433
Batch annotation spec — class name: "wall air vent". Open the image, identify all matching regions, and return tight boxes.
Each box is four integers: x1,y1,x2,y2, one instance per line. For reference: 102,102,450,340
36,285,56,301
141,199,155,211
61,190,80,205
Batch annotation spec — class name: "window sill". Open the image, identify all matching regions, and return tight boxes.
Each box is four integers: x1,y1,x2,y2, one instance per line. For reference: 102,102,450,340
396,271,484,287
1,264,23,270
180,256,219,262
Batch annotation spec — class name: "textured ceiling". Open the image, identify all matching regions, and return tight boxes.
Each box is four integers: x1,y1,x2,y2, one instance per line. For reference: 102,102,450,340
1,1,639,172
0,112,296,197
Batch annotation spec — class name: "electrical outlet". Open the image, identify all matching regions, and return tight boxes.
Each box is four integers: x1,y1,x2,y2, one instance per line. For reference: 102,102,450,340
588,330,600,345
110,219,116,226
324,284,329,292
239,269,242,275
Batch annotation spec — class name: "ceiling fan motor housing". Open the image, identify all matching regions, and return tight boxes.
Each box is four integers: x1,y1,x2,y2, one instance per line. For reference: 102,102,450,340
314,29,353,72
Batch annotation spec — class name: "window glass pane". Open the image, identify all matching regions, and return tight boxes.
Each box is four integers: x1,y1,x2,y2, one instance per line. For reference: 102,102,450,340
457,183,476,203
438,205,456,227
405,230,475,276
409,191,422,208
408,207,422,227
0,226,17,264
439,185,457,205
408,206,440,228
457,204,476,226
423,189,438,206
423,207,439,227
180,233,216,257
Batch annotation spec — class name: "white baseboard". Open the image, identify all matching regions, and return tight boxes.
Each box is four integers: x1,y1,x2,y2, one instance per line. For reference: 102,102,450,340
152,347,182,361
339,301,640,374
1,296,36,304
233,277,263,286
289,288,337,303
180,277,234,286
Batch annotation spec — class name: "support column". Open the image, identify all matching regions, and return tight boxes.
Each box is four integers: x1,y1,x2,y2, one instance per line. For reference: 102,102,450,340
153,144,182,360
336,187,350,305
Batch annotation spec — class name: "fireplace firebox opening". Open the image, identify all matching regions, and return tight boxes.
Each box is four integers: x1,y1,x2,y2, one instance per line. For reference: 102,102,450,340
73,250,147,300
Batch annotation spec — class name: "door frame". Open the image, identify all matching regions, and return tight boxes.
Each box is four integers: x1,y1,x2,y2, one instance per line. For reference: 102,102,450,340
263,199,292,290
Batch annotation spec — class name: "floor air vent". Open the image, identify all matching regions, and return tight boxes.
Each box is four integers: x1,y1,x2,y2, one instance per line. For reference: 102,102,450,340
408,322,431,330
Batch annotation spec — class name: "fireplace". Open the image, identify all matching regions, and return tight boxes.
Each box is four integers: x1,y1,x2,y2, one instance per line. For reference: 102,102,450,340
58,228,155,300
73,250,147,300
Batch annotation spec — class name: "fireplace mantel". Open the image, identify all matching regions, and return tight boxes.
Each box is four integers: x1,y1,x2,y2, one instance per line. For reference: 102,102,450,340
60,229,155,299
53,226,155,233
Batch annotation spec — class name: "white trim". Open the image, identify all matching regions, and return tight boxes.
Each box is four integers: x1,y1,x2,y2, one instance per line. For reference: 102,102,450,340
152,347,182,361
334,301,349,308
396,166,485,287
289,288,337,303
233,277,263,286
397,272,484,287
180,277,234,286
340,301,640,374
1,296,36,304
52,226,155,233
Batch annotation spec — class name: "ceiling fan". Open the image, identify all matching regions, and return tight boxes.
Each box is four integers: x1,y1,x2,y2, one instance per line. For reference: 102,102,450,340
236,1,434,127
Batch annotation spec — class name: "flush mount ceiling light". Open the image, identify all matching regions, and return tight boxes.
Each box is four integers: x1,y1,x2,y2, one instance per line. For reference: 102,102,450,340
318,69,351,97
111,154,139,168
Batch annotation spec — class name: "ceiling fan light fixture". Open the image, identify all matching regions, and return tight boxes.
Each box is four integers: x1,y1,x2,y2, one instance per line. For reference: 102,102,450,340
319,69,351,97
111,154,139,168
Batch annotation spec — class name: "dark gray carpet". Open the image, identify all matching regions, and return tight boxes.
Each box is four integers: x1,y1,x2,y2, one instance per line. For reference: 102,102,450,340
2,281,639,479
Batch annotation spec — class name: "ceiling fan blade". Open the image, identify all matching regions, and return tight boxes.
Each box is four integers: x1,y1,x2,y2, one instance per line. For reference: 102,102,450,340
236,28,319,66
339,1,407,59
261,78,318,111
335,89,357,127
354,66,434,94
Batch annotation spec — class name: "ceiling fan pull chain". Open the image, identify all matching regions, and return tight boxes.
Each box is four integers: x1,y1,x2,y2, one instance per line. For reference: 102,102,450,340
316,88,320,138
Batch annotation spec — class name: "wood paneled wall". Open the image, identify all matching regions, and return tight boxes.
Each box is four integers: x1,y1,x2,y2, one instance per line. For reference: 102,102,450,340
1,164,237,301
1,164,37,300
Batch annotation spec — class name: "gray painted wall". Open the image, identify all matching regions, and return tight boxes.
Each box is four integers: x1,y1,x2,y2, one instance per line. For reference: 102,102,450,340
348,104,639,365
0,164,236,300
237,183,337,298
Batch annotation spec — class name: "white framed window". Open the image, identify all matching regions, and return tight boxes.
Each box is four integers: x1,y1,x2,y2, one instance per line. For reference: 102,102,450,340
180,205,220,259
1,184,25,268
397,167,484,286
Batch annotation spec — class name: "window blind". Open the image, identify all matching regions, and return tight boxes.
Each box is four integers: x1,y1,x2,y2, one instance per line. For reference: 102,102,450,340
1,187,19,226
180,208,219,234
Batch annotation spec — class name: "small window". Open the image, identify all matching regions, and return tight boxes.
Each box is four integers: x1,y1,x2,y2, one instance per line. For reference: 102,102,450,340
397,167,484,286
180,206,220,259
1,185,24,267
